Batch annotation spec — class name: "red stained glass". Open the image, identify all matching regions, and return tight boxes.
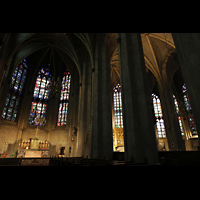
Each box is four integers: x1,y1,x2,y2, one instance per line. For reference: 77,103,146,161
57,69,71,126
152,93,166,138
28,68,51,126
182,84,198,135
2,59,28,122
113,83,123,128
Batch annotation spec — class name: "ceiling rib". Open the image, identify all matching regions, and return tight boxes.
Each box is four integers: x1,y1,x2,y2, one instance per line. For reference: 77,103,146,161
148,34,175,48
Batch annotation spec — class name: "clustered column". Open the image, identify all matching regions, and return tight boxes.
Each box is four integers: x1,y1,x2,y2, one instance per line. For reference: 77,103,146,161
117,33,158,164
172,33,200,144
91,34,113,160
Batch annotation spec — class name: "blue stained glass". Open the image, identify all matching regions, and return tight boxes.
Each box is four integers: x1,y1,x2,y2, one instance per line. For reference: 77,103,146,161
57,69,71,126
113,83,123,128
152,93,166,138
182,83,198,136
28,67,51,126
2,60,28,121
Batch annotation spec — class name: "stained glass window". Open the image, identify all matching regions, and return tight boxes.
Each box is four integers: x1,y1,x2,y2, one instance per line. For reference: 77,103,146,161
152,93,166,138
57,69,71,126
28,67,51,126
2,59,28,122
182,83,198,136
173,95,184,136
113,83,123,128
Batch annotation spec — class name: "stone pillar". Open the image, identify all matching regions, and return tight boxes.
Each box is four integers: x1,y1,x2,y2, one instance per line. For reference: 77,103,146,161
0,34,12,89
158,67,185,151
77,57,88,157
77,54,93,158
117,33,158,164
172,33,200,143
91,34,113,160
67,70,80,157
172,80,193,150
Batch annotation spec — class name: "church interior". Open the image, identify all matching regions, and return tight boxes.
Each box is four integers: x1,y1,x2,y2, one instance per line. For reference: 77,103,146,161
0,33,200,166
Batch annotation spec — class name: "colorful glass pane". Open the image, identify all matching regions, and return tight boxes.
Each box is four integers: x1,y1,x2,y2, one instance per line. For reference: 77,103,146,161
2,59,28,122
152,93,166,138
173,95,184,136
28,67,51,126
113,83,123,128
182,83,198,136
57,69,71,126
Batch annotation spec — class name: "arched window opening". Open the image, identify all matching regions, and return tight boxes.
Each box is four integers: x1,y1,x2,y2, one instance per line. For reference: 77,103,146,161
2,59,28,122
152,93,166,138
28,67,51,126
114,83,123,128
182,83,198,136
113,83,124,152
173,95,184,136
57,69,71,126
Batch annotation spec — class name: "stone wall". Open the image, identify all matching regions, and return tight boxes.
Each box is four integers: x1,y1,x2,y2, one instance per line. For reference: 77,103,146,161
0,123,78,157
0,124,18,155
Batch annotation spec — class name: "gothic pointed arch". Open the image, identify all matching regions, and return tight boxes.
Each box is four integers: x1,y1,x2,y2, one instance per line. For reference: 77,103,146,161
28,67,51,126
57,68,71,126
2,59,28,122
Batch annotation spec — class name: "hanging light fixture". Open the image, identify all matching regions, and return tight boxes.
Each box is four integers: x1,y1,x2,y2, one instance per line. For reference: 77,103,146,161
49,76,62,97
46,46,62,98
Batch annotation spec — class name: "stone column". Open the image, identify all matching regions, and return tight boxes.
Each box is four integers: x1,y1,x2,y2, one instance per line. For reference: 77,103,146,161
117,33,158,164
172,80,193,150
77,57,88,157
67,70,80,157
91,34,113,160
0,34,12,89
172,33,200,143
77,54,93,158
158,67,185,151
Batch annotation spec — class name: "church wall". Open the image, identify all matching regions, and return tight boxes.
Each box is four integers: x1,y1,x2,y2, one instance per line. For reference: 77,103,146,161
48,129,72,157
22,128,47,141
190,138,199,151
21,127,76,157
0,124,18,155
0,124,76,157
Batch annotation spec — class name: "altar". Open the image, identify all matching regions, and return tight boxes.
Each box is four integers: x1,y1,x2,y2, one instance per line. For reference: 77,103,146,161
17,149,49,158
17,120,50,158
17,136,49,158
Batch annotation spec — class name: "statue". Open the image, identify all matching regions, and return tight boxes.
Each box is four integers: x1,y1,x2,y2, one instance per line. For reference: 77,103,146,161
73,127,78,136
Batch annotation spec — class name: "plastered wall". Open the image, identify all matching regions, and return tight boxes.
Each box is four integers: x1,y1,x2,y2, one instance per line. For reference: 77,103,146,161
0,124,77,157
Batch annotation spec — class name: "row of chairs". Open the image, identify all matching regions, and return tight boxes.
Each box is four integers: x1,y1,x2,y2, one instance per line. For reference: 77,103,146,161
49,156,112,166
0,158,21,166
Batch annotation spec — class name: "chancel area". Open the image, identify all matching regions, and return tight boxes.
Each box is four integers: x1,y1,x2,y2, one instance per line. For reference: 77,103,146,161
0,33,200,165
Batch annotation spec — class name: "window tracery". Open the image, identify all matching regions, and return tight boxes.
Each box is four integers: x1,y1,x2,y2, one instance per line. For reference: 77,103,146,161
182,83,198,136
173,95,184,136
57,69,71,126
152,93,166,138
2,59,28,122
113,83,123,128
28,67,51,126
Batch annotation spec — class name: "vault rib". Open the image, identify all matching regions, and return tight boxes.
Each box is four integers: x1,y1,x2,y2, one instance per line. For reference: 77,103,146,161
148,33,175,48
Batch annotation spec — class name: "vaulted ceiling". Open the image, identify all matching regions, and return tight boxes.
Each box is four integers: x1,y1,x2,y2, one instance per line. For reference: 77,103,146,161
110,33,177,86
1,33,180,88
2,33,95,84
